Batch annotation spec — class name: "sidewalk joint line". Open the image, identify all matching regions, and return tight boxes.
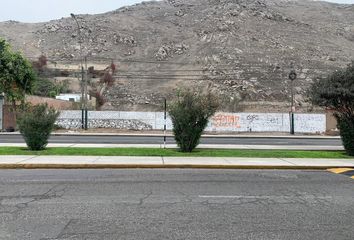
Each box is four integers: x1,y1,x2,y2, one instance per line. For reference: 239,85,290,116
223,158,233,164
278,158,297,166
92,156,102,163
17,155,39,164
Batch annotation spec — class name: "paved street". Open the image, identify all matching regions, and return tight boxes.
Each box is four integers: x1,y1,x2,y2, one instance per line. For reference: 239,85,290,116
0,169,353,240
0,134,342,146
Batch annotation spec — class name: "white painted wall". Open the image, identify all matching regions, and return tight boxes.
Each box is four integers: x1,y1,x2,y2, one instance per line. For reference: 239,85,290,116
59,111,326,133
205,112,326,133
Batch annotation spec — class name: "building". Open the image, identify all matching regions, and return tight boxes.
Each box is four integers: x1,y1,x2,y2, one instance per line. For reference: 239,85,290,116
55,93,84,102
55,93,96,109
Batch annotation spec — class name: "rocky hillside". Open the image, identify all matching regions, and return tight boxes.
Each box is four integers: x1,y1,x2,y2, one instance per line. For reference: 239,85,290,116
0,0,353,111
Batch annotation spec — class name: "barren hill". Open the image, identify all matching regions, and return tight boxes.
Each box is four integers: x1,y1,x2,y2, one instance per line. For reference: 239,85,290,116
0,0,353,111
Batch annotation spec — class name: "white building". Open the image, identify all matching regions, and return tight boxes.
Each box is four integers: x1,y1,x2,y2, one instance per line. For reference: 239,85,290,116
55,93,88,102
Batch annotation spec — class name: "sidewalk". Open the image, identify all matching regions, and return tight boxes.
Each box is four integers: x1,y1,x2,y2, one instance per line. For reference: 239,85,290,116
0,131,341,139
0,155,353,169
0,143,344,151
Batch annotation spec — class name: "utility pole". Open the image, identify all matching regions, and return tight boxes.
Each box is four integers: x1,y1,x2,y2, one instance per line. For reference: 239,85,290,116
84,56,88,130
71,13,88,130
289,67,297,135
70,13,88,130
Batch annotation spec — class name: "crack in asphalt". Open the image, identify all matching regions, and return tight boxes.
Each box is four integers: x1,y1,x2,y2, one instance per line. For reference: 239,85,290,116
138,191,153,206
1,169,352,240
0,184,67,215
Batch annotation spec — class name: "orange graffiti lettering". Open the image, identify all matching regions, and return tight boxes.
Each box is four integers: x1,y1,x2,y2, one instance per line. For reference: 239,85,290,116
212,114,241,128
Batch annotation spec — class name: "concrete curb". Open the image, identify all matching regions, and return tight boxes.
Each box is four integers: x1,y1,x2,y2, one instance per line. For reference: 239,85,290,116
0,163,352,170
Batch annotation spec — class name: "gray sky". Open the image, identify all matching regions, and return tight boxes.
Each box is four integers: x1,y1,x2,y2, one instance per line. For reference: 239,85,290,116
0,0,147,23
0,0,353,23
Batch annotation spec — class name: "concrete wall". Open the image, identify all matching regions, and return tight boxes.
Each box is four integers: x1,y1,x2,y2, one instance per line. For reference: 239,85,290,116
57,111,161,130
26,95,74,110
207,112,325,133
2,105,16,130
326,110,338,133
58,111,326,133
0,96,75,131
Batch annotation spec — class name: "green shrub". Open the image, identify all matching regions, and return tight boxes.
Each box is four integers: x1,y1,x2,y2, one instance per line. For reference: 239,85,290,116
33,78,55,97
336,115,354,156
169,89,219,152
309,61,354,156
33,78,70,98
17,104,59,150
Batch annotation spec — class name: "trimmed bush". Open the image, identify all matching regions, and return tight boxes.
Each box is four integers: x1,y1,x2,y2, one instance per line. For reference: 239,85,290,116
169,89,219,152
17,104,59,150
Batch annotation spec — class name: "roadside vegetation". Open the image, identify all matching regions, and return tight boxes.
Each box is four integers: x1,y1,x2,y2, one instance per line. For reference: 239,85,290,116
0,39,59,150
32,55,72,98
0,38,36,109
310,61,354,156
0,147,351,158
17,104,59,150
169,88,219,152
33,77,70,98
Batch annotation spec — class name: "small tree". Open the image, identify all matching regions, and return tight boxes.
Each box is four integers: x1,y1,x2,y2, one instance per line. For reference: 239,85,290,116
17,104,59,150
169,88,219,152
101,72,114,87
110,61,117,74
309,61,354,156
32,55,47,72
0,38,36,108
33,78,70,98
38,55,47,68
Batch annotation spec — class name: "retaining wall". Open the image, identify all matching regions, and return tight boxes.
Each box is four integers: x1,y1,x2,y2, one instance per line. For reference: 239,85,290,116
57,111,326,133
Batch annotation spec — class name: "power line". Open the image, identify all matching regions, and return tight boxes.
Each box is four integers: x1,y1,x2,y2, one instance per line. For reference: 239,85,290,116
25,55,343,69
34,72,329,82
34,67,292,79
36,65,336,73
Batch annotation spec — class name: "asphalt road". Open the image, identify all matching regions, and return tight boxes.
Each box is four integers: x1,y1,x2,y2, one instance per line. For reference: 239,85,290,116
0,169,353,240
0,134,343,146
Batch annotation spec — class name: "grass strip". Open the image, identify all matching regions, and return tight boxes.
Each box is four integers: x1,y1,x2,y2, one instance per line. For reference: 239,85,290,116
0,147,351,158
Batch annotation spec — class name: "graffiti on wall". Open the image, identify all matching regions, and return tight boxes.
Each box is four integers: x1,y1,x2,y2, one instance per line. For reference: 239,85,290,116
57,111,326,133
211,113,241,128
294,114,326,133
246,114,259,124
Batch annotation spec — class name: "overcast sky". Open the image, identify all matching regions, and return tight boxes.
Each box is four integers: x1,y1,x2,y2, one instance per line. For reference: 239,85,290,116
0,0,353,23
